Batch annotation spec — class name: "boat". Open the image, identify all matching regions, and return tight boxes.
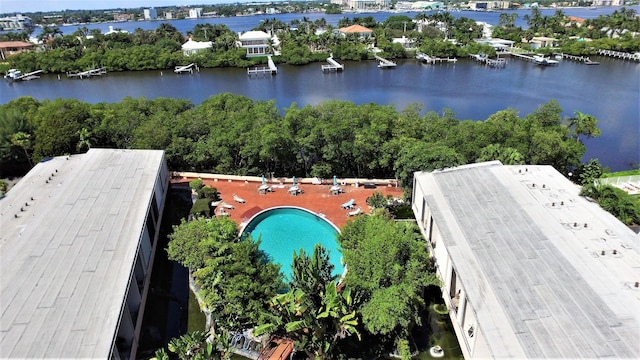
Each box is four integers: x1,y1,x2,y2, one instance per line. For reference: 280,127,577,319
533,55,559,66
584,59,600,65
4,68,43,82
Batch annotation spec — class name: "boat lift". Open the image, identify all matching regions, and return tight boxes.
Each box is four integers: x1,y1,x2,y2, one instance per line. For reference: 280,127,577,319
4,69,43,82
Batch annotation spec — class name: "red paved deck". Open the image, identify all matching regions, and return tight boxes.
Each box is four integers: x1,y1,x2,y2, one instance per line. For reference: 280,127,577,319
173,177,404,229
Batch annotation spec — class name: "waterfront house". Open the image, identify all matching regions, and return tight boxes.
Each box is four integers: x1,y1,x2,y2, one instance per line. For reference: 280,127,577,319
105,25,129,36
237,30,272,57
0,149,169,360
0,41,34,60
475,38,515,51
338,24,374,39
527,36,558,49
412,161,640,358
182,38,213,56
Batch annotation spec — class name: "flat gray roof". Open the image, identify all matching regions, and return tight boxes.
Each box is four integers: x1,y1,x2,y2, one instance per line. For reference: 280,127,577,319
1,149,165,358
416,162,640,358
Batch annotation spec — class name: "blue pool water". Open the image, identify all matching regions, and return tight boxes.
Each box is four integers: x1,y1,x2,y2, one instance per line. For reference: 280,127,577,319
241,207,344,280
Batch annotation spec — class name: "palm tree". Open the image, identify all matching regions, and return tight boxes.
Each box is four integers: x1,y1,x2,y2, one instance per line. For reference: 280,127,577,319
164,329,232,360
568,111,601,143
254,281,360,359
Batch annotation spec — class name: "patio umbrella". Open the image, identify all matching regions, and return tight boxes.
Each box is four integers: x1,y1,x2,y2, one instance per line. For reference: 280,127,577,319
333,175,337,186
292,176,296,186
262,175,266,185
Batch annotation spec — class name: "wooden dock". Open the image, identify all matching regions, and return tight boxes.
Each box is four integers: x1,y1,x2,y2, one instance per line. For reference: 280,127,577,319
66,68,107,79
322,56,344,72
598,50,640,62
248,55,278,77
375,55,396,68
556,53,599,65
417,53,457,64
507,52,537,62
471,54,506,68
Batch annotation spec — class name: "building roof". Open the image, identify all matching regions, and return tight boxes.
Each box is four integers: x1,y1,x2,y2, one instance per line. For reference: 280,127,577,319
238,30,270,40
415,161,640,358
339,24,373,34
0,41,33,48
0,149,166,358
182,38,212,50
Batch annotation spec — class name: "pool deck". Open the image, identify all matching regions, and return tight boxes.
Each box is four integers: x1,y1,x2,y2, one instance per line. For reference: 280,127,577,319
172,176,404,228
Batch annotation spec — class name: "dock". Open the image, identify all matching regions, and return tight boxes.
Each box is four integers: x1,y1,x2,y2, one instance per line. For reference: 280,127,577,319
174,63,197,74
555,53,599,65
66,68,107,79
322,56,344,72
417,53,458,64
471,54,506,68
598,50,640,62
507,52,537,62
375,55,396,68
248,55,278,77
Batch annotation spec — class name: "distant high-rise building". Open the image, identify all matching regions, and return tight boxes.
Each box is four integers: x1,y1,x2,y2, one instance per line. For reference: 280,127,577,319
143,8,158,20
188,8,202,19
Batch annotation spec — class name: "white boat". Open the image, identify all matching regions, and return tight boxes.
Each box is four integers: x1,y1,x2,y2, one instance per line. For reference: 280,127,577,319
533,55,559,66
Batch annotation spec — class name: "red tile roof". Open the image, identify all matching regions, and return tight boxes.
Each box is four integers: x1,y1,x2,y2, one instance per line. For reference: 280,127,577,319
339,24,373,34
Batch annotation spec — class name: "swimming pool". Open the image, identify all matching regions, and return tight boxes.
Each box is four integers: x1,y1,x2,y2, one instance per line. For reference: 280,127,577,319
241,207,344,280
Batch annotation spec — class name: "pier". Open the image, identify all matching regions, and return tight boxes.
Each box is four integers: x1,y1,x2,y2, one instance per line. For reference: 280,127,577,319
598,50,640,62
507,52,537,62
174,63,197,74
66,68,107,79
247,55,278,77
471,54,506,68
375,55,396,68
556,53,599,65
416,53,458,64
322,56,344,72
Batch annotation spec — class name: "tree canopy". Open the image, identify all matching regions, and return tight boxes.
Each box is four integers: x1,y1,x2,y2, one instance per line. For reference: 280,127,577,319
339,213,439,340
1,95,593,188
167,217,283,331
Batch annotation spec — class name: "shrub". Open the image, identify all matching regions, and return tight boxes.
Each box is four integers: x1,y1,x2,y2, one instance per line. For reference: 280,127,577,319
198,186,219,200
190,197,212,218
189,178,204,192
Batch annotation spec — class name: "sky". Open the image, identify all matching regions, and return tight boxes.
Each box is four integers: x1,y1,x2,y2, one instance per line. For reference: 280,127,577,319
1,1,242,14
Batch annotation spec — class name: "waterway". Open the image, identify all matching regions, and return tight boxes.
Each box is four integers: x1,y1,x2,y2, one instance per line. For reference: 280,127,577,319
2,7,638,171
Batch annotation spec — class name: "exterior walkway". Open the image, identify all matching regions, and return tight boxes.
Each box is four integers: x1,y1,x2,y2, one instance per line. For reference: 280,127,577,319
173,176,403,228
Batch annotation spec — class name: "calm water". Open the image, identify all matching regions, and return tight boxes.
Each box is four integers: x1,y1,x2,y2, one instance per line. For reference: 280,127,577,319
241,207,344,280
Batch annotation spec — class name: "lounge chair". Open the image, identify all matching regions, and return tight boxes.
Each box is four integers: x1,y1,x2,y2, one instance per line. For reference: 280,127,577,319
218,208,230,217
348,207,362,216
341,199,355,209
219,201,235,209
312,177,322,185
288,185,301,196
233,193,246,203
330,185,343,195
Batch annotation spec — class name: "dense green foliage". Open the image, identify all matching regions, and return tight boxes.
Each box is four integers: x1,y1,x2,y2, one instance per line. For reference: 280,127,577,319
255,245,360,359
1,95,593,187
2,7,638,74
167,218,283,330
338,213,439,345
490,7,640,55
